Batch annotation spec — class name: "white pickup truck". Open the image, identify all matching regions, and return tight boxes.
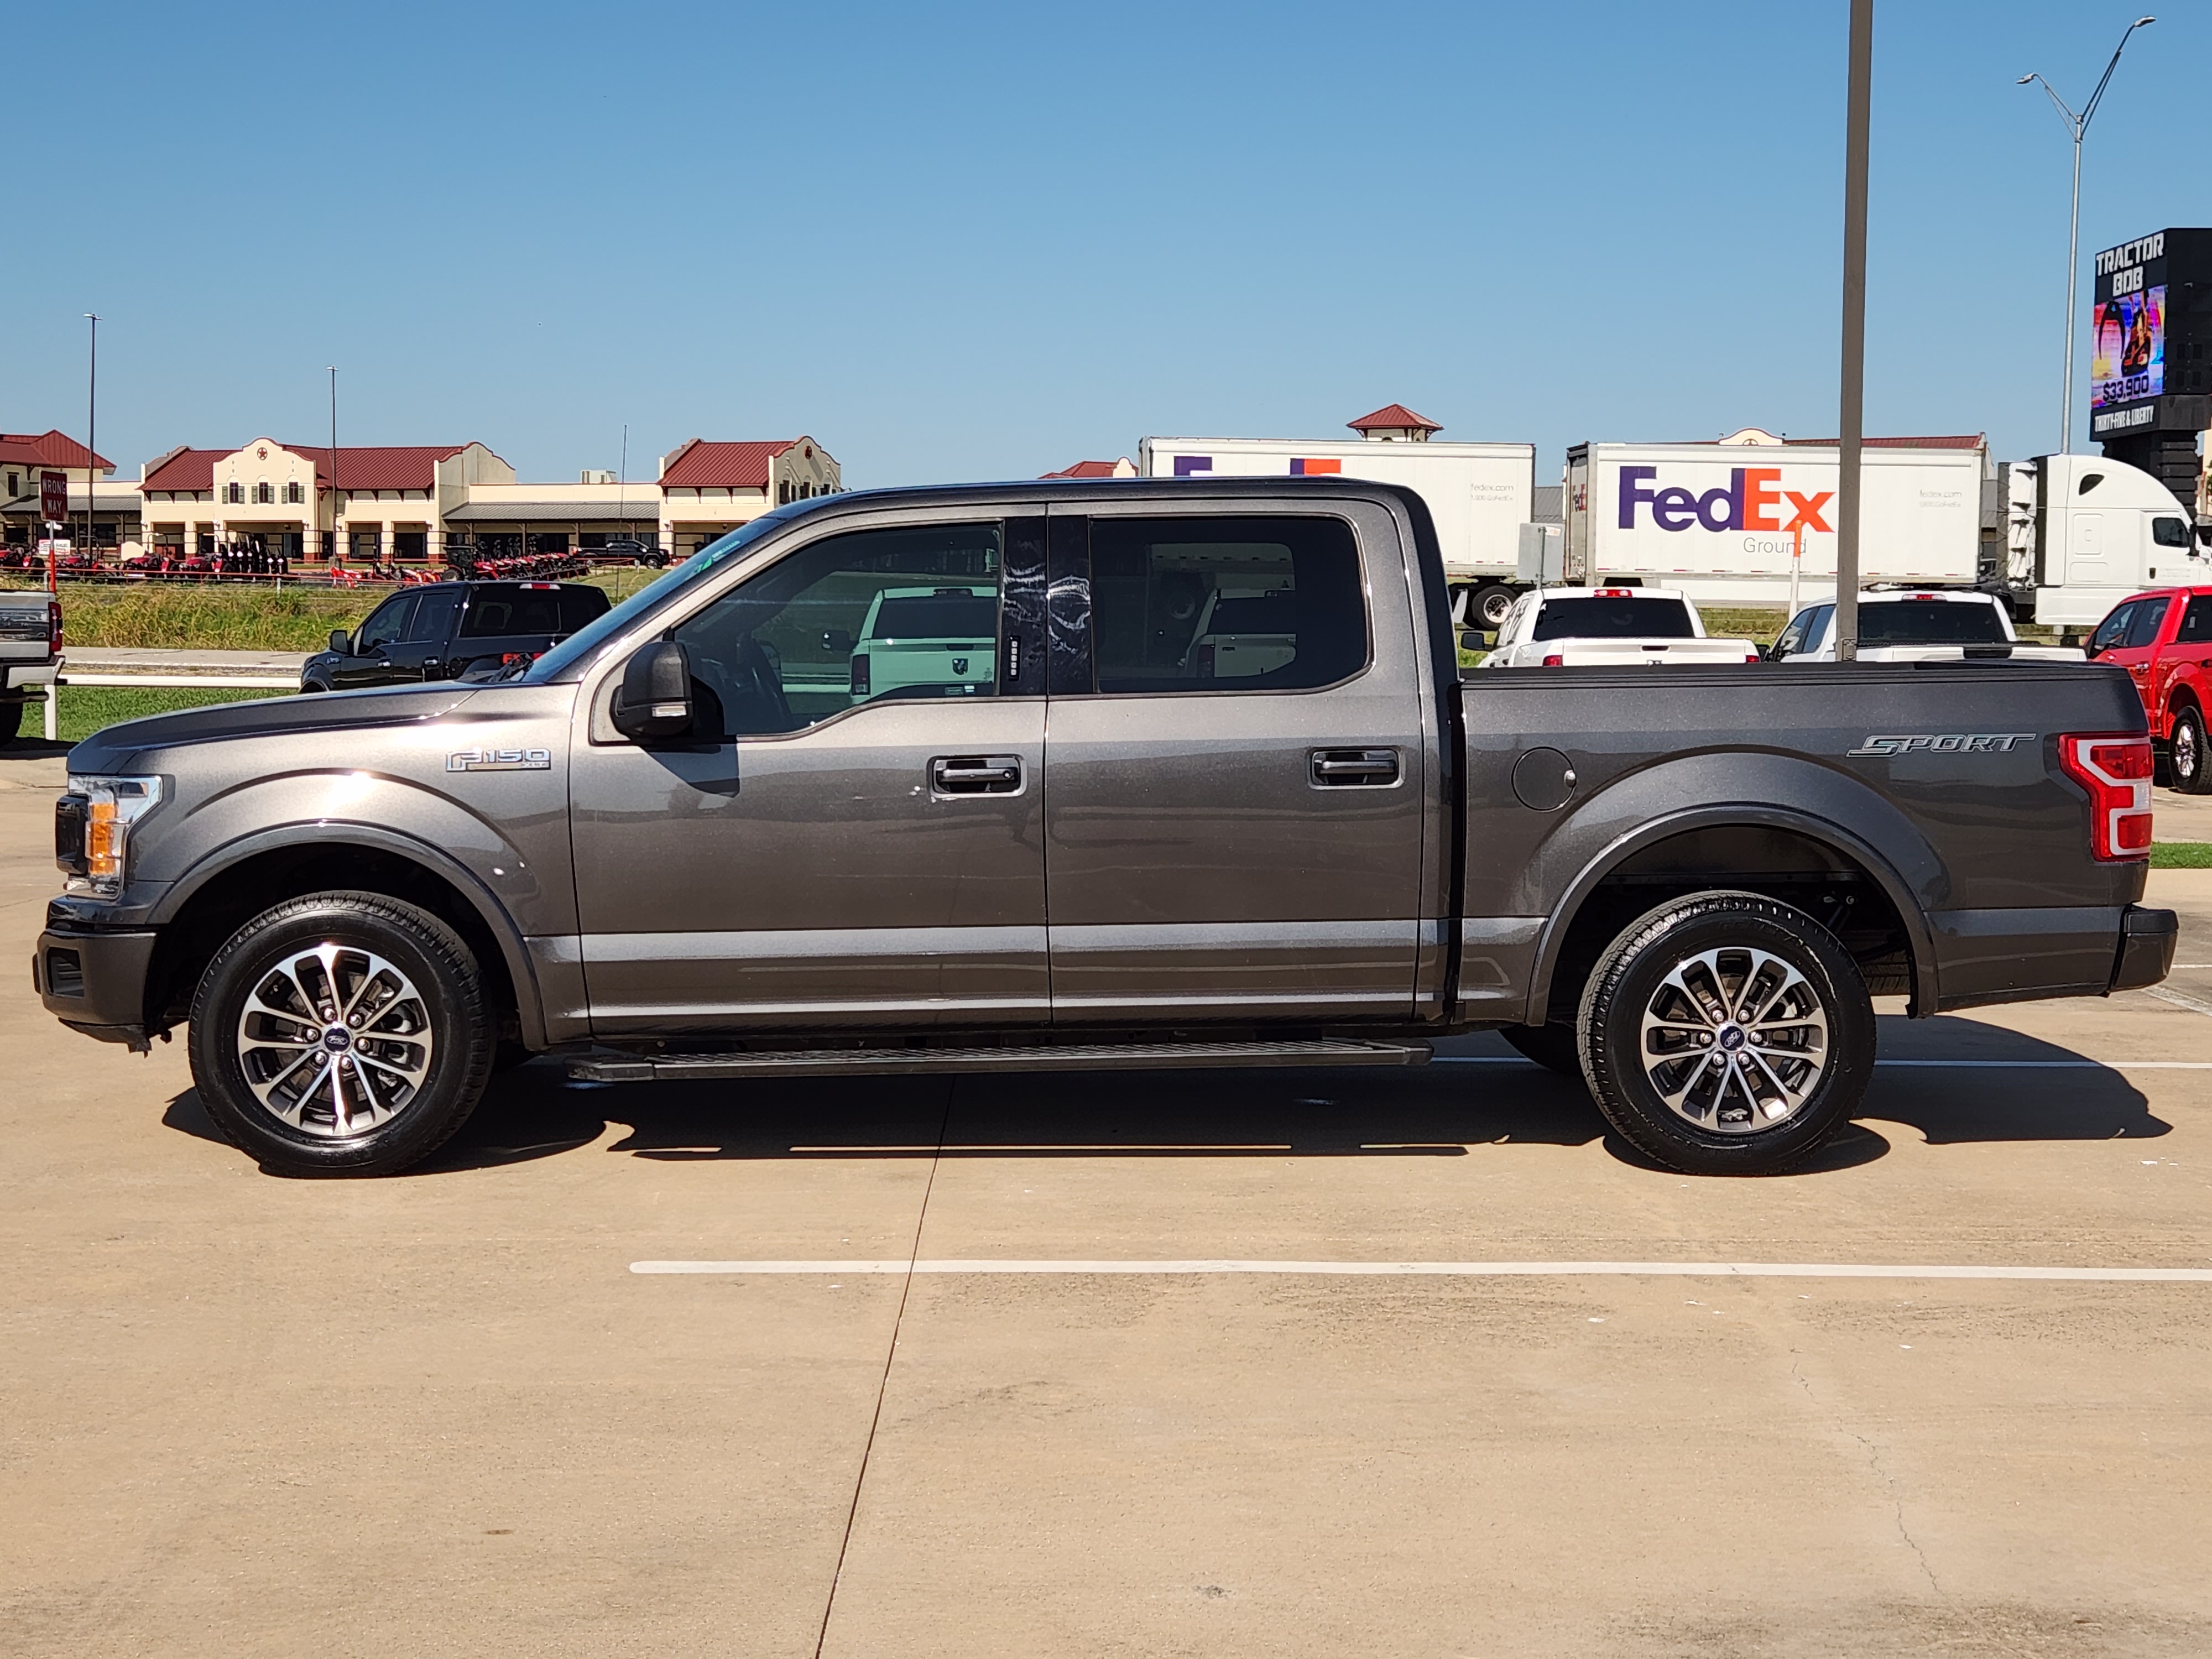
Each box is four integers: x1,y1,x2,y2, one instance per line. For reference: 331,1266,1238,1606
1768,591,2086,664
1478,587,1760,669
0,587,61,745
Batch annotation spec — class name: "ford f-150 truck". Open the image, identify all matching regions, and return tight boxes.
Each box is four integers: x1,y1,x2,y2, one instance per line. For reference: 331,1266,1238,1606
33,479,2177,1179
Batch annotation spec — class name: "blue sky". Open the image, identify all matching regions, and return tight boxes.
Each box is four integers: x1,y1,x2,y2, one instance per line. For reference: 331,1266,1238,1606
13,2,2201,488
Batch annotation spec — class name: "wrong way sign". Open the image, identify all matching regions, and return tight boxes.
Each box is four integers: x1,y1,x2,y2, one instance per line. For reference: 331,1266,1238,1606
39,470,66,525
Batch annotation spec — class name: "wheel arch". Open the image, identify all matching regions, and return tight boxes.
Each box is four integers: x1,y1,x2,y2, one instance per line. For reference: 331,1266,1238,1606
1526,804,1935,1025
144,826,544,1047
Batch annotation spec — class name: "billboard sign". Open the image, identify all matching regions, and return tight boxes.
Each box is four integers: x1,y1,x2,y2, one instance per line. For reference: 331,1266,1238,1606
2092,229,2166,414
39,470,67,525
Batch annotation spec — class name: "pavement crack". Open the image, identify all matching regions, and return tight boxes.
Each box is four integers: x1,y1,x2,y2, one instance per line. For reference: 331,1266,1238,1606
1790,1352,1942,1597
811,1082,953,1659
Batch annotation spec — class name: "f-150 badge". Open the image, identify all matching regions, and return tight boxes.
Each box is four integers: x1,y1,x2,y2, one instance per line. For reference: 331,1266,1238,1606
447,747,552,772
1848,733,2033,758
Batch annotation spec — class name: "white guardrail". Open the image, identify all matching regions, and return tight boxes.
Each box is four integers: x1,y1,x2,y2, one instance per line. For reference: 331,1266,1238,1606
27,659,299,742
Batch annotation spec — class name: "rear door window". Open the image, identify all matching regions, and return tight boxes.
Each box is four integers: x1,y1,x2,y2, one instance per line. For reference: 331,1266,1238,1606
2178,597,2212,644
1087,515,1366,693
405,589,460,643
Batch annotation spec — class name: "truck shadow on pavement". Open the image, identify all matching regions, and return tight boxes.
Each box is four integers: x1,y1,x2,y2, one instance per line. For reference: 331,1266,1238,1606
158,1016,2170,1177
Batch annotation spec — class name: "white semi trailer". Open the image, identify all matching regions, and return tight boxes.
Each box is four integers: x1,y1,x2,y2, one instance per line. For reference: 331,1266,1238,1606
1565,435,2205,623
1137,434,1537,626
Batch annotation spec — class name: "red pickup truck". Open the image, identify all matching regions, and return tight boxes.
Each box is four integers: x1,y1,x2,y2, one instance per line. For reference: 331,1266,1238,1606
2088,586,2212,791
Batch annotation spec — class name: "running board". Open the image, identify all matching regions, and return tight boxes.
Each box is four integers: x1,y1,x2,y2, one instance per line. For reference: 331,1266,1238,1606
566,1037,1431,1084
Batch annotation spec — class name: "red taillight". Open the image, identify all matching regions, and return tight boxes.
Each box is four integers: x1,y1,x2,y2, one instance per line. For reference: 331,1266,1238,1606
1593,588,1632,598
48,599,62,652
2057,733,2153,862
521,581,560,590
1542,653,1565,667
1744,652,1760,662
1195,643,1215,678
849,653,870,696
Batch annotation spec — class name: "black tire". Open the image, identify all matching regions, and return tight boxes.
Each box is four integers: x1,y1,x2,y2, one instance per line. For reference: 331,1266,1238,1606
300,679,329,694
1577,891,1874,1176
2173,705,2211,795
1470,582,1519,630
0,699,22,745
188,891,495,1176
1501,1022,1580,1076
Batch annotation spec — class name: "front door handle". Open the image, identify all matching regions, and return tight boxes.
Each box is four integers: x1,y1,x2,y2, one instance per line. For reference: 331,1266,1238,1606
1311,748,1400,786
932,754,1023,795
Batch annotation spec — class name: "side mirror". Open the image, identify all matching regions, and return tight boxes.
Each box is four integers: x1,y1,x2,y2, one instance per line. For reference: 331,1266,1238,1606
822,628,854,655
611,639,696,742
328,629,351,656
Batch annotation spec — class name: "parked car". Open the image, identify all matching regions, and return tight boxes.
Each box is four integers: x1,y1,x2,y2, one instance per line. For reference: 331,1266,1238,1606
1770,590,2086,664
2084,586,2212,792
300,581,612,692
1478,587,1760,667
38,479,2174,1181
0,588,61,744
597,538,670,568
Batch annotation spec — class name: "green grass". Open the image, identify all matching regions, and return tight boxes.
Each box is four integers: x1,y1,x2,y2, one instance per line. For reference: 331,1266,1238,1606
48,686,290,744
2150,841,2212,869
3,568,662,652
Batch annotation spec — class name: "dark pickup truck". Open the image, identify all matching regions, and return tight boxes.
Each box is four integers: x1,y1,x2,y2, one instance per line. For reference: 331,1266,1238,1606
35,479,2176,1178
300,580,611,692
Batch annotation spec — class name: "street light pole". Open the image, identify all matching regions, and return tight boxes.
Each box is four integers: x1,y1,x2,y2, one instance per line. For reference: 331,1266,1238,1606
328,367,340,568
83,314,98,565
1834,0,1872,664
2019,15,2155,453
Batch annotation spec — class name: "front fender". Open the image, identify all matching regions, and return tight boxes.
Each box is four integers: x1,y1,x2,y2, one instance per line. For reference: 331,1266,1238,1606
1519,751,1943,1022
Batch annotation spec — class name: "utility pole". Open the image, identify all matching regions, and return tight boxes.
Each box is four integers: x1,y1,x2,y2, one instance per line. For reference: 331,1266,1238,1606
83,314,98,563
618,422,629,541
1834,0,1871,663
2019,17,2155,453
328,367,340,567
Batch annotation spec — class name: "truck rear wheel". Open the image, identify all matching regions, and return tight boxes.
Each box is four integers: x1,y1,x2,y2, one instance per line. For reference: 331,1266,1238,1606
1577,891,1873,1176
1469,582,1519,631
187,891,495,1177
0,700,21,745
2172,706,2211,794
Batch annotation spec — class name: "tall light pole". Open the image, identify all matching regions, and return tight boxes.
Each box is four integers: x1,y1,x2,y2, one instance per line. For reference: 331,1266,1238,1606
328,367,340,567
83,314,98,563
1833,0,1872,664
2019,15,2154,453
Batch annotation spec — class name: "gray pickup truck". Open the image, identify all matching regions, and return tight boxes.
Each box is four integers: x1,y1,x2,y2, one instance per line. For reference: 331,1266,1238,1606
33,480,2177,1178
0,587,60,744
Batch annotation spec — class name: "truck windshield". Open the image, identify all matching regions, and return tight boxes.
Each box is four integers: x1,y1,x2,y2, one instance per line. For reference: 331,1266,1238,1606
1531,598,1694,641
1858,601,2007,645
523,508,805,681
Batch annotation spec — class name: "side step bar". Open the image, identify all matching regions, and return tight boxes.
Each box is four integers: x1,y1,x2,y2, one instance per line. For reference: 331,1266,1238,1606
567,1037,1431,1084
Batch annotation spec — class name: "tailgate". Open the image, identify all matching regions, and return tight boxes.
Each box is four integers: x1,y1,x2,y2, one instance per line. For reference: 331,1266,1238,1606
1552,637,1758,665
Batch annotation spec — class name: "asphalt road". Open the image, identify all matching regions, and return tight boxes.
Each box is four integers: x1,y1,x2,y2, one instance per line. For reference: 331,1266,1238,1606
3,749,2210,1657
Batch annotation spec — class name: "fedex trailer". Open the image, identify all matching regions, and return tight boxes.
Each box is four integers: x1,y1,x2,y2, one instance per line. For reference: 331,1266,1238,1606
1564,439,1986,608
1138,435,1536,625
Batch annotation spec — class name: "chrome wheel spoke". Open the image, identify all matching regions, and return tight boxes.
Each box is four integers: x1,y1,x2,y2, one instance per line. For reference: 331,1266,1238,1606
233,939,436,1138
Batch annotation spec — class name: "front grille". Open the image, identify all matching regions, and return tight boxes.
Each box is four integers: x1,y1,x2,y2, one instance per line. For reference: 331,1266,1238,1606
54,795,87,875
44,947,84,998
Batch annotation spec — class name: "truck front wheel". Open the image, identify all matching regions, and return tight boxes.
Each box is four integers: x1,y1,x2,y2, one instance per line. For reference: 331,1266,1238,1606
187,891,495,1177
1577,891,1874,1176
0,699,21,746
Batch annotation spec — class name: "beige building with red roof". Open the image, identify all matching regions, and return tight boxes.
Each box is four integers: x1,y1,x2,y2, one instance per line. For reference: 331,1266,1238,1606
127,432,838,565
1,431,128,551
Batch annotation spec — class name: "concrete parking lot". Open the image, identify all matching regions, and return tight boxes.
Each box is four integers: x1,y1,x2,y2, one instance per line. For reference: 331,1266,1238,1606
4,745,2211,1657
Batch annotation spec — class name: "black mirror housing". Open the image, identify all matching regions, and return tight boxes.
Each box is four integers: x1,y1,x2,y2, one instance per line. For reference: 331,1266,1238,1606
612,639,696,742
823,628,855,655
328,629,351,656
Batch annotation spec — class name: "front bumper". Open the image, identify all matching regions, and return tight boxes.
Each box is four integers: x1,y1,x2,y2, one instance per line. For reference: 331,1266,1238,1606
2111,904,2179,993
33,925,158,1045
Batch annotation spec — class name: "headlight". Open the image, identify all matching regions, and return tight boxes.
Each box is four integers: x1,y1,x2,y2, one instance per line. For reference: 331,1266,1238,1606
59,774,163,895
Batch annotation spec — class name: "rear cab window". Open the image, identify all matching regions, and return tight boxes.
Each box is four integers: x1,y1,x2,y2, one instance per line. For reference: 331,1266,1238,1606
1856,600,2008,645
461,584,608,638
1529,597,1694,641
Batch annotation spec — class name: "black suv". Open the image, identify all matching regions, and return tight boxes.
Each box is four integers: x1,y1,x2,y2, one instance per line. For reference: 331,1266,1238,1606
300,581,612,692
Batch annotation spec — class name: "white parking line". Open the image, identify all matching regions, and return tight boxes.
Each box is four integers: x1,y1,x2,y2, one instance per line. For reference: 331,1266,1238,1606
1432,1055,2212,1070
631,1259,2212,1281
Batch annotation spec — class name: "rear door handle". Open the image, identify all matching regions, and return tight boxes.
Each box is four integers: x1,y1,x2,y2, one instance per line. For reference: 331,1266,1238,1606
1311,748,1400,786
932,754,1023,794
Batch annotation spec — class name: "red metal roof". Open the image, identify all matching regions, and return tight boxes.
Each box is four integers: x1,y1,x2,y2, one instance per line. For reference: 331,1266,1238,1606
0,430,112,471
1347,403,1441,434
1041,460,1126,478
141,442,472,493
660,439,799,489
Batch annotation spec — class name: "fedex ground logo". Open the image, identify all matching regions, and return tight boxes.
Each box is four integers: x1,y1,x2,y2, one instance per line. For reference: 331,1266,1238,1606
1619,467,1834,535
